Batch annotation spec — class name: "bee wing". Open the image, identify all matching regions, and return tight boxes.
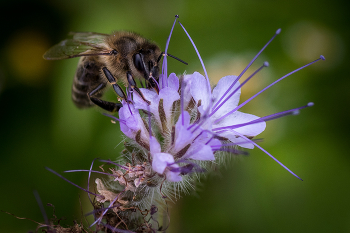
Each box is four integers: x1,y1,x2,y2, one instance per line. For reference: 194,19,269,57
70,32,109,44
43,32,110,60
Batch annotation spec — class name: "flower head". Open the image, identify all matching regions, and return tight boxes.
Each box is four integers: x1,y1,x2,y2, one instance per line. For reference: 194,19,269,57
101,14,323,209
55,16,325,232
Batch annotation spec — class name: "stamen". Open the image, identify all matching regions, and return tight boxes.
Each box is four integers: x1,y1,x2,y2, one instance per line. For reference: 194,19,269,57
33,190,49,227
213,147,248,155
170,159,205,174
213,102,314,131
176,18,211,101
84,204,121,217
205,137,214,145
210,139,263,148
45,167,102,197
215,56,325,123
211,61,269,118
64,169,119,177
192,129,220,143
212,29,281,111
230,130,303,180
102,113,127,125
162,15,178,88
99,159,129,170
87,158,99,205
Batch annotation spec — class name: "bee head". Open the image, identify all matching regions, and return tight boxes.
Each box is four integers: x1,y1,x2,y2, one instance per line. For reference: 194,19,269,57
133,48,161,80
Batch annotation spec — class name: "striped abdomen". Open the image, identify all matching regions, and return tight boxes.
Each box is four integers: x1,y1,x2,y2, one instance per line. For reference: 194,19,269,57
72,56,106,108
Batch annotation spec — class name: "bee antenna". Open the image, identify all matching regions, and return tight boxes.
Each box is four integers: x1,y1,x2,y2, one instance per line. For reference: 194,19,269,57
160,52,188,65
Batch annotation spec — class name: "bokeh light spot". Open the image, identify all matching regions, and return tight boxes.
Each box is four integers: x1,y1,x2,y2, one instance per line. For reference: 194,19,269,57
6,29,50,85
283,22,344,70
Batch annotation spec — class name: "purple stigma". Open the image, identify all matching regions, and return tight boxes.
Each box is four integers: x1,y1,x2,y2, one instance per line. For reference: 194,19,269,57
87,158,99,205
213,102,314,132
229,131,303,180
99,159,129,170
213,147,249,155
64,169,119,178
211,61,269,119
33,190,49,227
176,18,211,100
212,29,281,111
45,167,102,197
102,113,126,124
162,16,178,87
215,56,325,124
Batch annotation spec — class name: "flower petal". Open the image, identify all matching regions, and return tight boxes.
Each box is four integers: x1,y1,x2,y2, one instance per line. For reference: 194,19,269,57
173,111,194,153
165,168,182,182
190,72,210,110
133,88,159,112
152,153,175,174
185,143,215,161
220,132,255,149
158,87,180,121
168,73,179,91
182,74,194,110
211,75,241,119
216,111,266,137
119,104,147,141
150,136,161,155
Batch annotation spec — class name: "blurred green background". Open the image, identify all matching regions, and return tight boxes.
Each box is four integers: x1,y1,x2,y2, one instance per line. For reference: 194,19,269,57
1,0,349,232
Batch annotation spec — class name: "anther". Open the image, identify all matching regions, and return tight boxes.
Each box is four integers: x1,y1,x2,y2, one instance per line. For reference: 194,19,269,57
263,61,269,67
320,55,325,60
276,28,282,34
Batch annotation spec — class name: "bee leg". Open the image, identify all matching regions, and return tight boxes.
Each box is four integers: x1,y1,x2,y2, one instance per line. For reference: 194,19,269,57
88,83,122,112
102,67,128,100
126,71,151,105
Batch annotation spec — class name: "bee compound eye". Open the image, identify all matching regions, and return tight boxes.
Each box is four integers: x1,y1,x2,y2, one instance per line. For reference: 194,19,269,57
133,53,146,73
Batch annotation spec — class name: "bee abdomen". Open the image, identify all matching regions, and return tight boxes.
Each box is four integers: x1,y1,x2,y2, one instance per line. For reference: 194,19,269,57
72,60,105,108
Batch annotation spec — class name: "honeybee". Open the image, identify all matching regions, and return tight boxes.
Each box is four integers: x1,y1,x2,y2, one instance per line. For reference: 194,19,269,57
44,31,165,112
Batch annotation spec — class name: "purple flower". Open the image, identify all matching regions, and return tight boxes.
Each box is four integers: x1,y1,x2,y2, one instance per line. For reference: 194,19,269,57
118,101,148,143
186,72,266,149
109,17,325,184
47,16,325,233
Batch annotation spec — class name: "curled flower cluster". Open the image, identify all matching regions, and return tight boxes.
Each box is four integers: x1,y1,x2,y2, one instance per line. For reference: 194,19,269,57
50,16,324,232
